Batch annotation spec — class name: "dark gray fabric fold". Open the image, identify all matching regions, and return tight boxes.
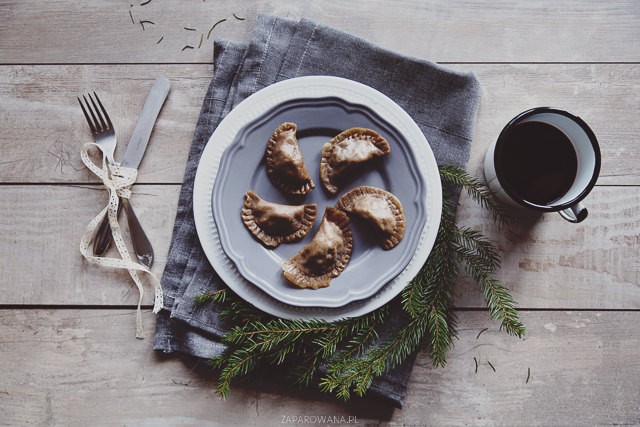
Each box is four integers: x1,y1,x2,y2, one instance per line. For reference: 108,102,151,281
155,13,482,409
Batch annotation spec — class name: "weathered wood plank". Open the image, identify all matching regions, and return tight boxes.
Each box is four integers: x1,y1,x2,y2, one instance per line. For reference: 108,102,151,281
0,185,638,308
0,309,638,425
0,185,179,305
463,63,640,186
1,0,639,63
1,64,638,184
0,64,211,185
454,185,640,309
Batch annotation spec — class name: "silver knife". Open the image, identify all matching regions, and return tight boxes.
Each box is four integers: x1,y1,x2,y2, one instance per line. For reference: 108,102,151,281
121,76,171,169
93,77,171,266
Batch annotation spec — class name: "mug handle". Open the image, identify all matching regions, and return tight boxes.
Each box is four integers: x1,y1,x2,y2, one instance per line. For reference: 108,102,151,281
559,202,588,223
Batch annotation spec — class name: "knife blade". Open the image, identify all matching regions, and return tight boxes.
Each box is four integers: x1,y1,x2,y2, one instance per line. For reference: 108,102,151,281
121,76,171,168
93,77,171,263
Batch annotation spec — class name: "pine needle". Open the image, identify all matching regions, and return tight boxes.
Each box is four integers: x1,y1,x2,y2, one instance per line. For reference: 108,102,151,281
139,20,155,31
207,18,227,39
193,289,227,305
476,328,489,339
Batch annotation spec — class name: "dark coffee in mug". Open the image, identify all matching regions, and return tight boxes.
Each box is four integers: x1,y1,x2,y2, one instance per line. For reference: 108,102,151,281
499,121,578,205
484,107,601,223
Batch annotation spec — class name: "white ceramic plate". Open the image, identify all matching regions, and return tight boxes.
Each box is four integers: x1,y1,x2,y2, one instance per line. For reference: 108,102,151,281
193,76,441,320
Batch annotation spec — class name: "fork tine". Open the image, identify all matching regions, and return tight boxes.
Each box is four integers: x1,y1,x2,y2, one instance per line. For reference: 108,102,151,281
88,93,108,131
93,92,113,129
78,96,96,133
83,95,101,132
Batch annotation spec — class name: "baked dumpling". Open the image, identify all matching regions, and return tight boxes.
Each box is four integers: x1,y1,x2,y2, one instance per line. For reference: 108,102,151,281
241,190,317,248
265,122,315,195
282,207,353,289
336,186,405,250
320,128,390,194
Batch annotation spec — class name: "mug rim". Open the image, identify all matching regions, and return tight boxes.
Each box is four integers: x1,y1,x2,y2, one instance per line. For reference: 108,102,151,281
494,107,601,212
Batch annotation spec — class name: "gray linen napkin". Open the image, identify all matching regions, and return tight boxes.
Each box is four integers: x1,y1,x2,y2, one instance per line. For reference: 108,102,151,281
154,14,482,408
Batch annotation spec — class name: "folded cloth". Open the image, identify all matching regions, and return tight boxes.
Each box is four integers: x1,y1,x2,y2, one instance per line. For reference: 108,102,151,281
154,13,482,408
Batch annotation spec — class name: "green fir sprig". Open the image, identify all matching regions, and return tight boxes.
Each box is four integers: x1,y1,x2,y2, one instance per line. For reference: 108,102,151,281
196,164,525,401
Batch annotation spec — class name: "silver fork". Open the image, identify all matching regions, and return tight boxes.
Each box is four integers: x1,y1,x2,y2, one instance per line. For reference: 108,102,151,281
78,93,154,268
78,93,116,166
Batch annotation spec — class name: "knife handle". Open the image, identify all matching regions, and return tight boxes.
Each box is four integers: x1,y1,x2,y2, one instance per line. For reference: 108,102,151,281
122,198,154,268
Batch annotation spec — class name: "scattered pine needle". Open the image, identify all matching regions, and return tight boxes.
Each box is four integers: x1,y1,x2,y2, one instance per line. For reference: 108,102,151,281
139,20,155,30
156,36,164,44
233,13,245,20
473,357,478,373
198,33,203,48
182,45,194,51
129,10,135,24
487,360,496,372
476,327,489,339
207,18,227,39
140,0,151,5
184,27,196,31
526,367,531,383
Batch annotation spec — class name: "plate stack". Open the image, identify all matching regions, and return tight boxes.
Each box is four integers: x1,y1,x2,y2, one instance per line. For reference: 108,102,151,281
194,76,442,320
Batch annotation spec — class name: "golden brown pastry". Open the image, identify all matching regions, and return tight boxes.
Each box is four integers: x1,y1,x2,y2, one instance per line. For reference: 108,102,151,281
336,186,405,250
265,122,315,195
241,190,317,248
320,128,391,194
282,207,353,289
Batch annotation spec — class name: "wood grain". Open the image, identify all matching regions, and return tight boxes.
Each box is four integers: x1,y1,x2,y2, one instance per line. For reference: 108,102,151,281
0,185,179,305
454,185,640,309
0,64,211,184
461,64,640,186
0,309,638,425
0,1,639,63
1,1,638,423
1,64,638,184
1,184,637,308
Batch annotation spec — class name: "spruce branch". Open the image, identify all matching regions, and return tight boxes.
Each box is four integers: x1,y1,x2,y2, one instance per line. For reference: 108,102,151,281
291,354,320,387
438,163,508,225
321,311,434,400
193,288,227,305
401,197,459,366
453,225,525,337
195,288,270,323
211,309,388,396
453,226,501,271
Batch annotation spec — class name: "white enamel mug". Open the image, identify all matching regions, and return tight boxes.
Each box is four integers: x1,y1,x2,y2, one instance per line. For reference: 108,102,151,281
484,107,601,223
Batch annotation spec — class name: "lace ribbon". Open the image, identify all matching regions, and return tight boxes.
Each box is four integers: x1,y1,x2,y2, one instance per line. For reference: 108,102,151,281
79,142,163,338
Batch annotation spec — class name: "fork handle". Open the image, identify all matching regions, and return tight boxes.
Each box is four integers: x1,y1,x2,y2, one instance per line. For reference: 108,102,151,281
93,207,119,256
92,199,154,268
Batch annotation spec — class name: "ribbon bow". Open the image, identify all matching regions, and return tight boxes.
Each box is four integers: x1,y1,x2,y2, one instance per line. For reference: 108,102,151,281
79,142,163,338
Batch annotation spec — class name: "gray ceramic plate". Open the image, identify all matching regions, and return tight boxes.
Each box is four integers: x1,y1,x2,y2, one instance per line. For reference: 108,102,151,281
212,97,428,307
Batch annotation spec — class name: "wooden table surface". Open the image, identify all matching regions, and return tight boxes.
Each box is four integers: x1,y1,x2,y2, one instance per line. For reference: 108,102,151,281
1,1,639,425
